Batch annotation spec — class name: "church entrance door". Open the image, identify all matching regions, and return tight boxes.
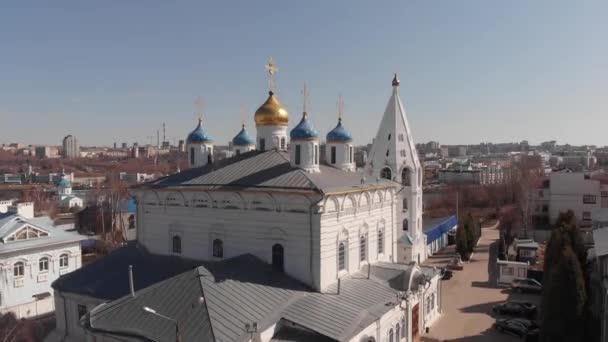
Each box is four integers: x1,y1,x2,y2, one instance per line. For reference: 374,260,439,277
272,243,284,273
412,303,420,341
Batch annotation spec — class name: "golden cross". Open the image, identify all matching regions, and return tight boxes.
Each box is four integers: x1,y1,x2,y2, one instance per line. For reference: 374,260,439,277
265,57,278,92
195,96,203,123
302,83,308,114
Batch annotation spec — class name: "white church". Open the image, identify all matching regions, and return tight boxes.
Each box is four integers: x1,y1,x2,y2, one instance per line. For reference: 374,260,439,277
46,63,441,342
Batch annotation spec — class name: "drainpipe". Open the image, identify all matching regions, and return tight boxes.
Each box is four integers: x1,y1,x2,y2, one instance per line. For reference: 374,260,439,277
59,292,69,341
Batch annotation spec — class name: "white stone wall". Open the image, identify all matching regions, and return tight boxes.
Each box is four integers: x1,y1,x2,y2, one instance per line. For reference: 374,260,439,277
319,188,397,290
548,172,601,225
256,125,288,151
46,291,105,342
289,139,320,172
187,142,213,168
326,142,355,171
0,242,81,318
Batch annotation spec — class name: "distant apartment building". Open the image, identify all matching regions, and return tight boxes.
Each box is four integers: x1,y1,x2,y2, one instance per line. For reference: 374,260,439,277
62,135,79,159
1,174,23,184
117,172,156,183
530,171,608,228
438,163,507,185
35,146,59,159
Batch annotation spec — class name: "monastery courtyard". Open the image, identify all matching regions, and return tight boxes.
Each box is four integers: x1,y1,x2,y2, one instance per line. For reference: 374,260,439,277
422,225,541,342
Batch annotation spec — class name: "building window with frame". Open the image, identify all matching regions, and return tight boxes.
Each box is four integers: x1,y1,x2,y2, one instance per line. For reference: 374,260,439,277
295,145,301,165
602,191,608,198
338,241,346,271
190,147,195,165
314,144,319,165
378,228,384,254
583,195,597,204
401,318,406,338
359,234,367,262
403,219,408,231
259,138,266,151
388,328,394,342
331,146,336,164
402,168,411,186
39,257,49,272
14,262,24,277
280,137,286,150
503,266,514,276
77,304,87,319
59,254,69,268
583,211,592,221
381,168,392,180
402,198,408,211
213,239,224,258
395,324,400,341
349,146,354,163
172,235,182,254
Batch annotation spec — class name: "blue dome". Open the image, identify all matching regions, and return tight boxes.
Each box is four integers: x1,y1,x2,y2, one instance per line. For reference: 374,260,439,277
56,177,70,187
290,113,319,140
232,125,255,146
326,118,353,143
187,119,213,144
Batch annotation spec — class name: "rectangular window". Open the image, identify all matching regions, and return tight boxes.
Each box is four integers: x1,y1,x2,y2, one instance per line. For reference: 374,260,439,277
260,138,266,151
190,147,195,165
295,145,301,165
503,266,514,276
602,191,608,198
583,195,597,204
517,268,526,278
331,146,336,164
77,304,87,319
236,149,240,156
583,211,592,221
314,145,319,164
349,146,354,163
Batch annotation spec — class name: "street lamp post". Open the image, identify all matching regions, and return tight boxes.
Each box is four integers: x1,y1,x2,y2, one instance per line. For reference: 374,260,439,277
142,306,181,342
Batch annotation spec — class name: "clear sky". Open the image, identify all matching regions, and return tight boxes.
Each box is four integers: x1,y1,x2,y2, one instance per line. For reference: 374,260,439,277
1,1,606,147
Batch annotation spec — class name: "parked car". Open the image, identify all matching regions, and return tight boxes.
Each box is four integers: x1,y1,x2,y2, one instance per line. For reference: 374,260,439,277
511,278,542,293
441,269,453,280
494,318,538,338
492,301,536,318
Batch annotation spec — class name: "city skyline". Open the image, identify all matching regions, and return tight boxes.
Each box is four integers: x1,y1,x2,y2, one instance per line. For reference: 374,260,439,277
1,1,606,146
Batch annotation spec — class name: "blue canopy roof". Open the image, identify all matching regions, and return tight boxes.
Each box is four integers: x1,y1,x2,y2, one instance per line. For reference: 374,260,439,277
326,118,352,143
424,215,457,243
232,125,255,146
187,119,212,144
56,177,70,187
290,113,318,140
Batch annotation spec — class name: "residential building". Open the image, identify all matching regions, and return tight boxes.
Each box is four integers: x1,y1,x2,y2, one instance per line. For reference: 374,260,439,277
62,135,79,159
0,202,85,318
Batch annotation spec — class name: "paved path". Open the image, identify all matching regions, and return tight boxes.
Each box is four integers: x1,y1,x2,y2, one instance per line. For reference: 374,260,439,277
422,225,539,342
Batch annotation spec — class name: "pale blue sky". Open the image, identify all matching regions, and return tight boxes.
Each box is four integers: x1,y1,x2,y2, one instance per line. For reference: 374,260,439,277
1,1,606,147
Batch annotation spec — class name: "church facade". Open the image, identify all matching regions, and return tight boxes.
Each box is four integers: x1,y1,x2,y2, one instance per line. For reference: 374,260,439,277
46,66,441,342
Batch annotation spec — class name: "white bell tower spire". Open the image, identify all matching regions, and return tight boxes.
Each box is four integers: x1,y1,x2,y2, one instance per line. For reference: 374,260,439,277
366,74,426,263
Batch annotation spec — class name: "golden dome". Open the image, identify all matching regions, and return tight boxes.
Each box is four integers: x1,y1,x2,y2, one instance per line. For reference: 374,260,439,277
254,91,289,126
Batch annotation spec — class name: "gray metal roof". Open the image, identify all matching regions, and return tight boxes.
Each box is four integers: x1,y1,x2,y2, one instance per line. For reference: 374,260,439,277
0,213,85,254
86,254,310,342
144,150,396,194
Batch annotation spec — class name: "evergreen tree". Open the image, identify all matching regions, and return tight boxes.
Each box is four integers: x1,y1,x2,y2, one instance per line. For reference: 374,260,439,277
540,244,587,342
464,213,476,253
455,221,468,259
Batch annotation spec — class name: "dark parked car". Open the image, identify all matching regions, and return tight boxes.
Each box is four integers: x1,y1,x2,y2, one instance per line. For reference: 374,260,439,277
511,278,542,294
492,301,536,318
494,318,538,338
441,269,453,280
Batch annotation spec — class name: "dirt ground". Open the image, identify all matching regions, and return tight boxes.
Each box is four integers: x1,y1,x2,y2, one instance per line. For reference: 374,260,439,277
422,225,540,342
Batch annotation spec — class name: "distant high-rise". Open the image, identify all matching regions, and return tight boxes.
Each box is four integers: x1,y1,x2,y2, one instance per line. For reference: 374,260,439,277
62,135,79,159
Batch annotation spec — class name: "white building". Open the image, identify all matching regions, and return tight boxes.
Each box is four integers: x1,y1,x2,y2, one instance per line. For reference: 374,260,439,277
0,202,85,319
45,71,441,342
55,172,84,209
530,171,608,228
62,135,79,159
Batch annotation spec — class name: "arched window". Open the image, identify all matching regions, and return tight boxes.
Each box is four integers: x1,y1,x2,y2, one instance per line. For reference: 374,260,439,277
401,318,406,338
402,168,411,186
359,234,367,262
213,239,223,258
338,241,346,271
381,168,392,180
378,228,384,254
395,324,400,341
295,145,301,165
39,257,49,272
272,243,284,273
172,235,182,254
388,328,394,342
59,254,69,268
207,154,212,164
190,147,195,165
280,137,286,150
402,198,408,211
314,144,319,165
14,262,24,277
403,219,409,231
